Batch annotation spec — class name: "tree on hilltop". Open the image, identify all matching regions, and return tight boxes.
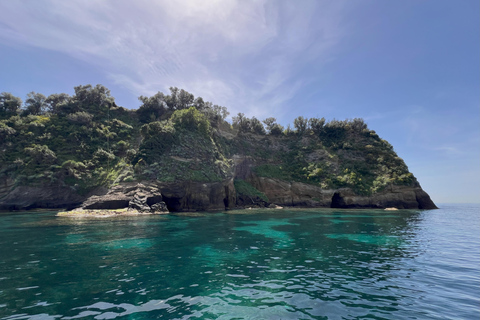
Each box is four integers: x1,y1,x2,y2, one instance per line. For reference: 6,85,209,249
24,92,47,115
0,92,22,118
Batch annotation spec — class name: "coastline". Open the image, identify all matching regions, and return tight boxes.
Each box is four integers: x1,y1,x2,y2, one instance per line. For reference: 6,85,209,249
56,208,167,218
54,205,421,218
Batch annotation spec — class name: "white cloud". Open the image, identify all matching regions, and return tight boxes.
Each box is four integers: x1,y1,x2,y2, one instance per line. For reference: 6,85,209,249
0,0,346,116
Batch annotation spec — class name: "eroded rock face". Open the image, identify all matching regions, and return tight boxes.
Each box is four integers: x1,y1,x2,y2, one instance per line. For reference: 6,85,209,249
78,179,237,213
81,182,168,213
230,156,437,210
151,202,168,212
330,185,437,209
160,179,236,212
249,176,334,207
0,165,437,212
128,193,151,212
0,183,84,210
244,175,437,210
414,188,438,209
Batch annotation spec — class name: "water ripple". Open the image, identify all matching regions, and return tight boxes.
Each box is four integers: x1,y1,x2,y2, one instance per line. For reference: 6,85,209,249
0,207,479,319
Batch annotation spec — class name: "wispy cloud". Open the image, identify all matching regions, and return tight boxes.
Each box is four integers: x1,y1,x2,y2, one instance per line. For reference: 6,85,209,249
395,104,479,160
0,0,346,116
434,146,463,156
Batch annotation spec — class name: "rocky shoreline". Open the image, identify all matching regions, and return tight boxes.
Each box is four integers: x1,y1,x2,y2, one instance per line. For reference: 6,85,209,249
56,208,166,218
1,176,437,213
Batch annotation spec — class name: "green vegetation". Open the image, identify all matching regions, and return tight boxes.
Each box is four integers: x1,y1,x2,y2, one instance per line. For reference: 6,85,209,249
234,179,269,202
253,164,292,181
0,85,417,197
228,116,414,195
0,85,138,194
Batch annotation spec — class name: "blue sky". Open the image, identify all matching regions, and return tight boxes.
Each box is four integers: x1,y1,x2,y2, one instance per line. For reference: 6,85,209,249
0,0,478,203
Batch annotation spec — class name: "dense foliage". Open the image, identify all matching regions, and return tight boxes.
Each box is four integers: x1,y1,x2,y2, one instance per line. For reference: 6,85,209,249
0,85,416,196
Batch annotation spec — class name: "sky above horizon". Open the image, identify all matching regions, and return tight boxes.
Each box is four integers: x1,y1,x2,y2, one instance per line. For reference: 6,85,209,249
0,0,478,204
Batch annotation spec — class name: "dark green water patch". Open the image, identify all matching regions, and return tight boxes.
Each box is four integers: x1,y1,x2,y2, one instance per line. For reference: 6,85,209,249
0,206,479,319
325,233,403,246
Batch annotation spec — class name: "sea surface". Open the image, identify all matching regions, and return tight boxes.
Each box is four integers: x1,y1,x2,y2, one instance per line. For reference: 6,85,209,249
0,204,478,320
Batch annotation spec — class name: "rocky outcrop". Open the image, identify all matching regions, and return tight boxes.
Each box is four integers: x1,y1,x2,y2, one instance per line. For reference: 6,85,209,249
329,185,437,209
0,163,436,212
0,175,437,211
248,176,437,209
77,179,236,213
0,177,237,212
81,182,168,213
414,188,438,209
0,178,84,210
234,155,437,210
235,192,269,208
160,179,236,211
249,176,334,207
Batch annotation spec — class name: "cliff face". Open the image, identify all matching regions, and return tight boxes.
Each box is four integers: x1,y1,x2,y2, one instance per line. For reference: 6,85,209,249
0,177,84,210
0,172,437,212
234,157,436,210
0,144,437,211
0,87,437,211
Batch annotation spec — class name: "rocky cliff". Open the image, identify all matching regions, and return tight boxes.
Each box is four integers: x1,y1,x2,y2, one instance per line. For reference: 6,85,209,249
0,156,436,211
0,86,437,212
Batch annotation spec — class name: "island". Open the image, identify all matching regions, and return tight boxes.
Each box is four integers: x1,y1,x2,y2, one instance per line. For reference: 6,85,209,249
0,85,437,213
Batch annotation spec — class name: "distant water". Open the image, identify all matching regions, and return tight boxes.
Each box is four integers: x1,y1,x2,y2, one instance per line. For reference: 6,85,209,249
0,204,479,320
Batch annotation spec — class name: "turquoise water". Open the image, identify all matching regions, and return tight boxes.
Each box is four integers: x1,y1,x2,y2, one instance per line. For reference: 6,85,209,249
0,204,478,319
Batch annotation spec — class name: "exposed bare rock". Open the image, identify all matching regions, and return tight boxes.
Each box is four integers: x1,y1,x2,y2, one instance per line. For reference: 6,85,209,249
151,202,168,212
0,154,436,212
76,179,236,213
330,185,437,209
414,188,438,209
237,163,437,210
0,181,84,211
233,156,255,181
160,179,236,212
81,182,167,212
249,176,334,207
128,193,151,212
0,178,15,200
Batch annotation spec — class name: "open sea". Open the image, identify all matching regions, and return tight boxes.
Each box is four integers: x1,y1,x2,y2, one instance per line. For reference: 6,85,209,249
0,204,478,320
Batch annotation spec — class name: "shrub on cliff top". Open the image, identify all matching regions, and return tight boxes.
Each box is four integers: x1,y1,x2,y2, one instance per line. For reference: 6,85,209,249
171,107,211,136
137,120,178,163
